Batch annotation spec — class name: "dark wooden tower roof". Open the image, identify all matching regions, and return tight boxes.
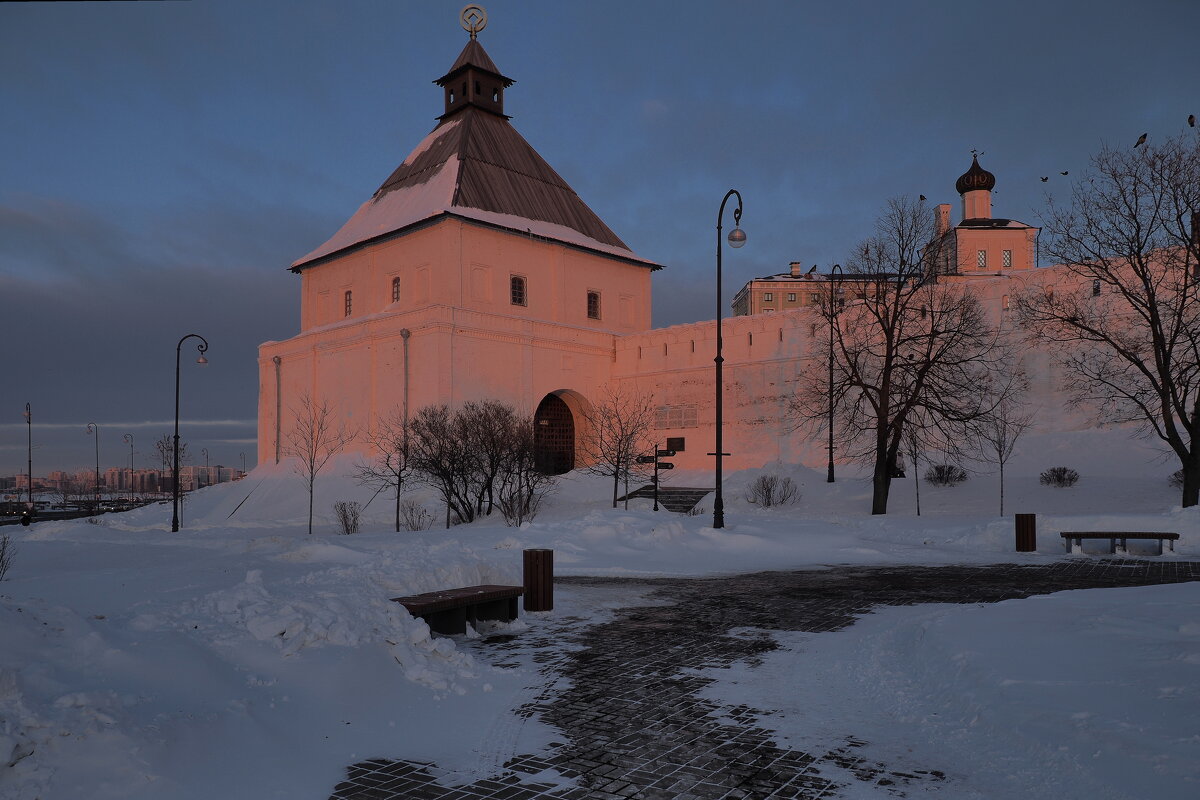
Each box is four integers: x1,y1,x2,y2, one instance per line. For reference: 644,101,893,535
293,36,657,270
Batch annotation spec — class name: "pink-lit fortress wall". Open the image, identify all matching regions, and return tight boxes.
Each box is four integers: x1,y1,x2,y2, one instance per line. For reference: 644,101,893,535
258,30,1075,475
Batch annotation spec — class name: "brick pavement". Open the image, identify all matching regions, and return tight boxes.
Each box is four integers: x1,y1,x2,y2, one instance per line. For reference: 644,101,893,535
330,560,1200,800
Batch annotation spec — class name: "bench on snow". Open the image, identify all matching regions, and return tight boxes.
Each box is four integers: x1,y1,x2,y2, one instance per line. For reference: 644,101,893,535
390,584,523,635
1060,531,1179,556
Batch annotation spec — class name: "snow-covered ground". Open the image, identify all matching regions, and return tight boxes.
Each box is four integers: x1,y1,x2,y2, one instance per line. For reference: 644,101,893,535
1,427,1198,798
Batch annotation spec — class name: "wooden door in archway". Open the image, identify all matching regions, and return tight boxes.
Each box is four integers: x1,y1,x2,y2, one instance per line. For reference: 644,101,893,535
534,394,575,475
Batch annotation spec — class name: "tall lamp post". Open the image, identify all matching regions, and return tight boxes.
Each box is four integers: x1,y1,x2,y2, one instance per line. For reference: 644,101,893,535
712,190,746,529
123,433,135,503
172,334,209,532
86,423,100,512
201,447,209,488
827,264,844,483
23,403,32,508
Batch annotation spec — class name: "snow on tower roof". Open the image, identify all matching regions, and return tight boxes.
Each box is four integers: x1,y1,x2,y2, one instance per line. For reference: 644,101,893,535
292,36,659,271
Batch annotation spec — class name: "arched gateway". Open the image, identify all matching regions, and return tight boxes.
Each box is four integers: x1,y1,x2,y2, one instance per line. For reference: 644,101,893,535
534,393,578,475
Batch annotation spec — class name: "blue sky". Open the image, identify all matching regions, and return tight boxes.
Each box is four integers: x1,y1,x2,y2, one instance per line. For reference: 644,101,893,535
1,0,1195,475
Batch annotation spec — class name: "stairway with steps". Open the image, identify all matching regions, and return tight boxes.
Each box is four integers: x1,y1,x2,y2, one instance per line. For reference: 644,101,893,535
615,486,713,513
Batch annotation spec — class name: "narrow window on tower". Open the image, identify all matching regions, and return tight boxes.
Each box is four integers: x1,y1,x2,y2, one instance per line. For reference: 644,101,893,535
1092,279,1101,297
344,290,352,317
977,250,987,268
1002,249,1013,268
587,290,601,319
510,275,527,306
391,276,400,303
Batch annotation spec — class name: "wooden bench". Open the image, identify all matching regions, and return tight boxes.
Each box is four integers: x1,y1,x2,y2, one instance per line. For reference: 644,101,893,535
1060,531,1179,556
390,584,524,635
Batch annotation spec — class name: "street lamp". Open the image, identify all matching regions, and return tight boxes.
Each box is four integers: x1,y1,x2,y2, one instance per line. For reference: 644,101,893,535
827,264,844,483
123,433,135,503
201,447,209,488
23,403,32,508
86,423,100,512
172,334,209,532
712,189,746,529
240,451,246,476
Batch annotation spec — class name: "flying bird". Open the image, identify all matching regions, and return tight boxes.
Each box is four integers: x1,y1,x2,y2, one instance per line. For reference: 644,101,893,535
1135,133,1148,147
1060,171,1069,176
1040,176,1049,182
1190,114,1196,127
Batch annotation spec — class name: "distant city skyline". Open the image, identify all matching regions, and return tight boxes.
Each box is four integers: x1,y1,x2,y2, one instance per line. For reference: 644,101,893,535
3,0,1195,474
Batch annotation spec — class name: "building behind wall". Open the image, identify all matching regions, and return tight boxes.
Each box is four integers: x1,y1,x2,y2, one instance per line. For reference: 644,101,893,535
259,16,1085,478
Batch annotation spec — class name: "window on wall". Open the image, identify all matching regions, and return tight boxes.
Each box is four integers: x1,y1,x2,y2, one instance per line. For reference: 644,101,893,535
1002,249,1013,268
510,275,527,306
665,437,685,452
344,290,352,317
1092,279,1101,296
391,276,400,303
977,250,987,268
1002,294,1010,310
587,290,601,319
764,292,773,301
787,293,796,302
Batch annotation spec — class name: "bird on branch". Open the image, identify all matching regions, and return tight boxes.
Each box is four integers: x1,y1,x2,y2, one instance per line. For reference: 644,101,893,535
1135,133,1148,148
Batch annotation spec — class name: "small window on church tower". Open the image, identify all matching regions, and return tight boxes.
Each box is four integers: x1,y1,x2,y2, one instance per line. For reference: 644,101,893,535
475,81,481,95
587,291,601,319
511,275,527,306
1002,249,1013,268
391,277,400,303
977,250,987,268
1092,279,1101,297
492,89,499,102
344,290,352,317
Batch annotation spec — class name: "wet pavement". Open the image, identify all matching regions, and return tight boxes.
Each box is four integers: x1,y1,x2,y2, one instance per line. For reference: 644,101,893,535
330,560,1200,799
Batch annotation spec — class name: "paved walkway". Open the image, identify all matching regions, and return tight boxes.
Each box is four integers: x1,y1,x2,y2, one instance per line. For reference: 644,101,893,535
330,560,1200,799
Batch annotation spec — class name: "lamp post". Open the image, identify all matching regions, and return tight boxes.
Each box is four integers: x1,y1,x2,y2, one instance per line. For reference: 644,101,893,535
172,334,209,532
201,447,209,488
240,451,246,477
712,189,746,529
123,433,135,503
827,264,844,483
23,403,32,508
86,423,100,512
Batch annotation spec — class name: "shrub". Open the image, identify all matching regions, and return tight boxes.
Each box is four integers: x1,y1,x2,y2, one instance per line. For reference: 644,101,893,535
1040,467,1079,488
333,501,361,535
924,464,968,487
745,474,799,507
399,499,432,531
498,485,545,526
0,535,14,582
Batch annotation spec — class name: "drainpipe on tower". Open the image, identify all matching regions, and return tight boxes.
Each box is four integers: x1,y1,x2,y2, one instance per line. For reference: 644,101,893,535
400,329,411,457
273,356,282,463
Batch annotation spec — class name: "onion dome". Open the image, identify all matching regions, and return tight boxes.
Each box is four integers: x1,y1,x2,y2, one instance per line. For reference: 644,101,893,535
955,155,996,194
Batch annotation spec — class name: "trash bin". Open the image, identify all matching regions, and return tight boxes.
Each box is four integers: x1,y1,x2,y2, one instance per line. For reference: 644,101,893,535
1015,513,1036,552
523,549,553,612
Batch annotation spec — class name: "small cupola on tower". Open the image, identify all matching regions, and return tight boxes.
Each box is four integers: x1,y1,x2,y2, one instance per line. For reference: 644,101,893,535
435,7,513,120
956,152,996,221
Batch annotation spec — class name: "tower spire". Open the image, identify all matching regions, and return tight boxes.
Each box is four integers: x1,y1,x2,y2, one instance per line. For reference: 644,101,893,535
436,5,512,119
460,5,487,40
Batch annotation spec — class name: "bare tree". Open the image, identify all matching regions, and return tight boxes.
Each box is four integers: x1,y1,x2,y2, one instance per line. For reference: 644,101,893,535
408,404,482,527
1015,132,1200,505
579,386,656,507
285,394,357,534
973,397,1035,516
791,196,1017,514
495,413,557,525
154,434,188,499
354,406,411,532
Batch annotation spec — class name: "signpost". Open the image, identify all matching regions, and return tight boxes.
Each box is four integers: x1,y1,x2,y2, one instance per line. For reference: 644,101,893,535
637,447,677,510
